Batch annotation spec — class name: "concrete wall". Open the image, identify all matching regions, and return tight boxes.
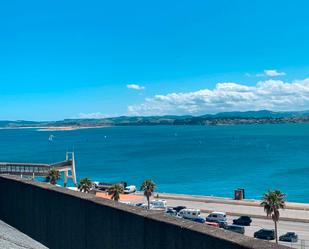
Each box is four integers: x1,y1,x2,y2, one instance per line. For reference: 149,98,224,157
0,175,288,249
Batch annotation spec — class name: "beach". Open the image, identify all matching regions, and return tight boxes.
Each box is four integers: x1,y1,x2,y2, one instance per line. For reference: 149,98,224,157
36,125,109,131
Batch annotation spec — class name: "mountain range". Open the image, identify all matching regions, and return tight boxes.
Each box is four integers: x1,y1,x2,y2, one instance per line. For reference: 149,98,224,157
2,110,309,128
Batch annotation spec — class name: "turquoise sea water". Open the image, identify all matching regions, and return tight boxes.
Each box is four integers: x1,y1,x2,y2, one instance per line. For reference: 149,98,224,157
0,124,309,203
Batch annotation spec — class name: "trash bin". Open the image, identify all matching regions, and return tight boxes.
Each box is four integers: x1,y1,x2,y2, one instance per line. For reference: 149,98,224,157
234,188,245,200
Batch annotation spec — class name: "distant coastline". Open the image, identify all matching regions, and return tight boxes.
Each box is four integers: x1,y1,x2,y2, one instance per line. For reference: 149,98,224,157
2,110,309,129
36,126,109,131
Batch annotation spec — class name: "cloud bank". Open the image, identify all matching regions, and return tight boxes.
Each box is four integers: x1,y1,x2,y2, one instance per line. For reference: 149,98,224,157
128,78,309,116
127,84,145,90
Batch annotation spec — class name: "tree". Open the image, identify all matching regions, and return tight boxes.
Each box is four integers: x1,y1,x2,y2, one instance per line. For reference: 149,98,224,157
260,190,286,244
78,178,92,193
140,179,156,209
45,168,60,185
108,184,123,201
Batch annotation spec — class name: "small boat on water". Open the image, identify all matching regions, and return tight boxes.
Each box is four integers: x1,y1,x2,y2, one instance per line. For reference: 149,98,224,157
48,135,54,142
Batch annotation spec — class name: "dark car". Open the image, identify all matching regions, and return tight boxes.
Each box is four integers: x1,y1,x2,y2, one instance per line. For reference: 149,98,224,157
192,217,206,223
225,224,245,234
233,216,252,226
279,232,298,242
254,229,275,240
173,206,186,213
165,208,177,216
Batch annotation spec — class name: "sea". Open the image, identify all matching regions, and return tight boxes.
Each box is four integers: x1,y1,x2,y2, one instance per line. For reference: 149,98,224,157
0,124,309,203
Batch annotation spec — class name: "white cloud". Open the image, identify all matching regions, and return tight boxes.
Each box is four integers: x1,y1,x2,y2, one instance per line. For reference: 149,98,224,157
127,84,145,90
128,78,309,116
256,69,286,77
77,112,106,119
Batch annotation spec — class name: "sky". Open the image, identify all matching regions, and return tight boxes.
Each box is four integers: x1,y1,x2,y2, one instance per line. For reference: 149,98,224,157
1,0,309,120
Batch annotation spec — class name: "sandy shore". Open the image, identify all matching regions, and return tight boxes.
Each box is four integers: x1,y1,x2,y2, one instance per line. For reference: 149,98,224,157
37,126,109,131
0,126,110,131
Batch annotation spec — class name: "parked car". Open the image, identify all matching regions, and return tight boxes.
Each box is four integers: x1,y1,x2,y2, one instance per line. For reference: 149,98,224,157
119,201,134,206
279,232,298,242
254,229,275,240
165,208,178,216
140,203,154,209
205,221,220,228
178,209,201,219
233,216,252,226
225,224,245,234
150,199,167,209
192,217,206,223
123,185,136,194
206,212,227,222
215,220,228,229
135,203,143,207
173,206,187,213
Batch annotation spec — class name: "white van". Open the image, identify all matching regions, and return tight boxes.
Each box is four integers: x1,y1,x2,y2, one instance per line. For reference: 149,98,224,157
206,212,227,222
123,185,136,194
178,209,201,219
150,199,167,209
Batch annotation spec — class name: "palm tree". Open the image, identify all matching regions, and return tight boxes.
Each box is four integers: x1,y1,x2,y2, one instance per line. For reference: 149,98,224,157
78,178,92,193
140,179,156,209
108,184,123,201
45,168,60,185
260,190,286,244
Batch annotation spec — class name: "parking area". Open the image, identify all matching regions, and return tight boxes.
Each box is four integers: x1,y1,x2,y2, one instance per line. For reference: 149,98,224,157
227,214,308,248
126,193,309,249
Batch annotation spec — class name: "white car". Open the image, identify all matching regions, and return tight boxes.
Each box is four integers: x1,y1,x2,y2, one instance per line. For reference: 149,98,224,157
150,199,167,209
123,185,136,194
119,201,135,206
206,212,227,222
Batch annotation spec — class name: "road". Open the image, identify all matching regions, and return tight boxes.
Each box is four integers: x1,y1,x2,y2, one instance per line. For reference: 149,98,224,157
227,215,308,248
131,193,309,249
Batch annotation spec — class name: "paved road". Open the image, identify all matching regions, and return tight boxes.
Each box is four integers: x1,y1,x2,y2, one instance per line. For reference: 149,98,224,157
0,220,47,249
226,215,308,249
131,195,309,249
163,197,309,221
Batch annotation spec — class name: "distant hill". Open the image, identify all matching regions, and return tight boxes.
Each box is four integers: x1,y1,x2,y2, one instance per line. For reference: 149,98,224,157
2,110,309,128
201,110,309,118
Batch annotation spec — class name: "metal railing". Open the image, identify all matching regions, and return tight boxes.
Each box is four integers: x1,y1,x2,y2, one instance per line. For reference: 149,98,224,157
0,164,50,175
0,152,77,186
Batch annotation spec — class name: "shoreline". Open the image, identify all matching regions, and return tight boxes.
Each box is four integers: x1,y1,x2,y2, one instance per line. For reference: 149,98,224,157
36,125,110,131
0,126,110,131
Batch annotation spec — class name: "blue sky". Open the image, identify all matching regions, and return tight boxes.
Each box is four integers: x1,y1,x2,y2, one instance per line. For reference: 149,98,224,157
1,0,309,120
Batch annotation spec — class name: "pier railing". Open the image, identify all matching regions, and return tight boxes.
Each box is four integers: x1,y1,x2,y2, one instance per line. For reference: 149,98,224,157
0,163,52,176
0,152,77,186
